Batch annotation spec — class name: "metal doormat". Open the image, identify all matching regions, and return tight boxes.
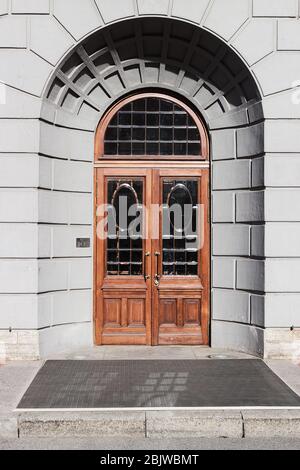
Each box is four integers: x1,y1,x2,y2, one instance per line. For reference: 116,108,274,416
17,360,300,409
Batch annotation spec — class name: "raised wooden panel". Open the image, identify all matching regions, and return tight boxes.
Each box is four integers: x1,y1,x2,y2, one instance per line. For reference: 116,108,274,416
128,299,145,327
159,299,177,326
103,298,121,327
183,299,201,326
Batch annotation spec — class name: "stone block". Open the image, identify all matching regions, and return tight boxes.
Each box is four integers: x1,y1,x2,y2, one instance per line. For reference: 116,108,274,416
232,19,275,66
265,156,300,187
265,120,300,153
38,190,68,224
211,320,264,357
204,0,249,41
211,129,236,160
0,189,38,223
40,122,94,161
0,120,39,153
253,0,298,17
264,223,300,256
172,0,209,23
137,0,169,16
213,289,250,324
278,19,300,50
52,226,92,258
253,53,300,96
213,224,250,256
263,90,300,120
18,411,145,437
236,191,264,223
0,260,37,294
0,295,38,329
12,0,50,14
250,225,264,257
0,0,8,15
95,0,135,23
68,258,93,290
0,155,39,188
212,191,235,222
236,259,265,292
68,193,93,225
0,224,38,258
236,123,264,158
250,294,265,327
265,189,300,222
265,259,300,292
0,414,18,439
0,50,52,96
38,260,68,294
38,225,52,258
0,86,41,119
147,411,243,438
53,160,92,192
212,257,235,289
213,160,250,190
52,290,92,326
53,0,102,41
265,293,300,328
39,322,93,357
251,157,264,188
39,156,52,189
30,16,74,65
0,15,27,48
243,410,300,438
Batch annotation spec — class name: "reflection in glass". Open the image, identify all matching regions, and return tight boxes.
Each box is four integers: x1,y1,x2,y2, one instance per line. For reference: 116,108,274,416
162,179,199,276
107,179,143,276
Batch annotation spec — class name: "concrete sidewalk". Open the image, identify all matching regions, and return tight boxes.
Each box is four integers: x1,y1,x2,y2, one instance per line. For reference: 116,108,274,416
1,347,300,440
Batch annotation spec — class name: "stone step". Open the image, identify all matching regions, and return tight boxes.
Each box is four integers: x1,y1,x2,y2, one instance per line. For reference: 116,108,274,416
15,409,300,439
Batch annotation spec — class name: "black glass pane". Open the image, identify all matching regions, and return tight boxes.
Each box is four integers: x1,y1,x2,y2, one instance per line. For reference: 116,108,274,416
132,142,145,155
147,128,159,140
161,128,173,141
162,179,199,277
103,97,201,156
106,179,144,276
160,143,173,155
132,128,145,141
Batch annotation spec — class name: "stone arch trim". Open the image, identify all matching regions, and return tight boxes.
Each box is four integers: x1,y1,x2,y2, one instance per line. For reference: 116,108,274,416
43,16,262,130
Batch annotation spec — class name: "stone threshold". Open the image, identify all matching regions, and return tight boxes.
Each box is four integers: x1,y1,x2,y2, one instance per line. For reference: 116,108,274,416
3,408,300,439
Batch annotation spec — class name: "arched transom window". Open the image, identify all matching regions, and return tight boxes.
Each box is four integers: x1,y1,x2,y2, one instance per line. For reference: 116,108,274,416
96,93,208,160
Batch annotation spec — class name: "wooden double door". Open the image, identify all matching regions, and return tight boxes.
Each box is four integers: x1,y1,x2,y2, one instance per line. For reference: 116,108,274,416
94,165,210,346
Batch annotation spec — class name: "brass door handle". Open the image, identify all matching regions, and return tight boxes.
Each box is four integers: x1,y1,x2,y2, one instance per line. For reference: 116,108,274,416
154,251,161,286
144,252,150,281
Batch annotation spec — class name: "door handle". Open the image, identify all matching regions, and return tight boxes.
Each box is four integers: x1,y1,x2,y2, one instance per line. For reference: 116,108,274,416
154,251,161,286
144,251,150,281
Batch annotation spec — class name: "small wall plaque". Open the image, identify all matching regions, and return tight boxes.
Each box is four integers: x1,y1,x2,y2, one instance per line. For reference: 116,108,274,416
76,238,91,248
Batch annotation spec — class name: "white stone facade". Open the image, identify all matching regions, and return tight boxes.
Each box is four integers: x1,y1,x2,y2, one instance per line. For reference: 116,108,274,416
0,0,299,360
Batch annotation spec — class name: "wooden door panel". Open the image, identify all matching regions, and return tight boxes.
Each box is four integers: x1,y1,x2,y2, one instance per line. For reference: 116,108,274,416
95,168,152,345
95,166,210,347
103,298,122,327
152,168,209,346
183,299,201,326
128,298,146,326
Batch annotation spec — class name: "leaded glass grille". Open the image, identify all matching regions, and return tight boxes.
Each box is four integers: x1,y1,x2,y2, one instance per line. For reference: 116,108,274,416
162,179,199,276
106,178,144,276
104,97,201,157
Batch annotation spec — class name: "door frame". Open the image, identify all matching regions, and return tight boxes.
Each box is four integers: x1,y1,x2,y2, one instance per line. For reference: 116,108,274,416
93,161,210,346
93,91,211,347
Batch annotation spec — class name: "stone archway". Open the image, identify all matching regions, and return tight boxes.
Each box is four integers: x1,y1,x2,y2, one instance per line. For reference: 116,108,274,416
38,16,265,357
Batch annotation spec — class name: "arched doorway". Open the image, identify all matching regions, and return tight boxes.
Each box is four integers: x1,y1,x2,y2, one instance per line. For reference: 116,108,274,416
41,16,265,357
94,92,210,345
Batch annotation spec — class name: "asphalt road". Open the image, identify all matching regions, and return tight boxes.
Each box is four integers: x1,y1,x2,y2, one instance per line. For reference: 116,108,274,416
0,437,299,450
